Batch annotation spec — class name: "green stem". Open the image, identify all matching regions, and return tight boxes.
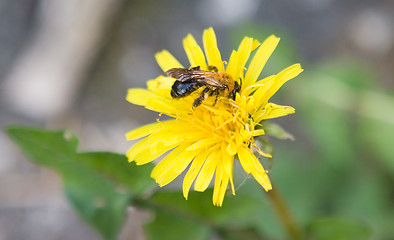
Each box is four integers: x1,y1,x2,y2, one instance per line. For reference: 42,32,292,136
266,185,302,240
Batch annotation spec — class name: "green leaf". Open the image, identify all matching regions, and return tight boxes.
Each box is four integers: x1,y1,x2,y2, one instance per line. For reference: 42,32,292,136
142,188,269,240
306,217,371,240
79,152,156,195
4,126,155,240
144,211,211,240
149,190,264,226
217,227,267,240
261,121,295,140
63,168,130,240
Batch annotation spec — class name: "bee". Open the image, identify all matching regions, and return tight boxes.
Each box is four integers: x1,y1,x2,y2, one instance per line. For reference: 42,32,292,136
165,65,241,107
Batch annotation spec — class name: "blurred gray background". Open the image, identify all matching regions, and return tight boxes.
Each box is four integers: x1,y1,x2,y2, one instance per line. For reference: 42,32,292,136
0,0,393,239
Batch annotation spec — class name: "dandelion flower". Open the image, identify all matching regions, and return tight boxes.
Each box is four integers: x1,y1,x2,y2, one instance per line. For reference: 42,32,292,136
126,27,303,206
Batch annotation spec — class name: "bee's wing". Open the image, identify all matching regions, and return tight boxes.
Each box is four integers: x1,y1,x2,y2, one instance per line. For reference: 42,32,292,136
165,68,189,79
202,73,227,88
165,68,207,83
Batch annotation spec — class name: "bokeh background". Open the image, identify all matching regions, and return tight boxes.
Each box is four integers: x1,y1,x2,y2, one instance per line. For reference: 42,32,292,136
1,0,394,239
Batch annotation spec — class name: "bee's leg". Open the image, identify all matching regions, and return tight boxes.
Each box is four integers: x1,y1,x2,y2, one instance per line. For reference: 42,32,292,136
229,81,241,100
207,65,218,72
209,89,220,106
193,87,210,107
209,88,219,96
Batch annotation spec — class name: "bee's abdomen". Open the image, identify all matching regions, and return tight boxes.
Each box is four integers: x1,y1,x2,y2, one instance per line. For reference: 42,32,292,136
171,80,202,98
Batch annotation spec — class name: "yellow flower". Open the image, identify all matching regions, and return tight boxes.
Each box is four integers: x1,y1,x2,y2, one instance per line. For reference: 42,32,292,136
125,27,303,206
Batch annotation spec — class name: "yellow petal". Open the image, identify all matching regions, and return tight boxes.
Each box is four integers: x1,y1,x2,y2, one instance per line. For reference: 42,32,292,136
186,138,218,151
126,128,182,165
237,145,272,191
183,34,207,69
126,88,159,107
225,50,237,77
251,129,265,137
250,77,276,107
254,103,295,122
183,151,209,199
145,98,181,114
194,146,220,192
221,146,235,195
237,145,254,173
253,143,272,158
133,143,178,165
213,162,229,207
251,39,261,52
226,37,253,80
126,137,150,162
147,124,186,147
151,144,191,186
156,151,197,187
242,75,276,97
203,27,224,72
155,50,184,72
226,140,237,156
147,76,174,93
235,37,254,72
263,63,304,105
125,121,167,140
244,35,280,87
252,169,272,191
127,86,188,115
229,171,235,196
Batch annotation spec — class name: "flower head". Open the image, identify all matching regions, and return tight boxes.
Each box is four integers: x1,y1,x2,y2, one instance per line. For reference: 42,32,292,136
126,27,303,206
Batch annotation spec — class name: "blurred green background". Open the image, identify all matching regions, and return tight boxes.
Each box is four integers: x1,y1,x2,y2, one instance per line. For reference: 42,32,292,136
1,0,393,239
